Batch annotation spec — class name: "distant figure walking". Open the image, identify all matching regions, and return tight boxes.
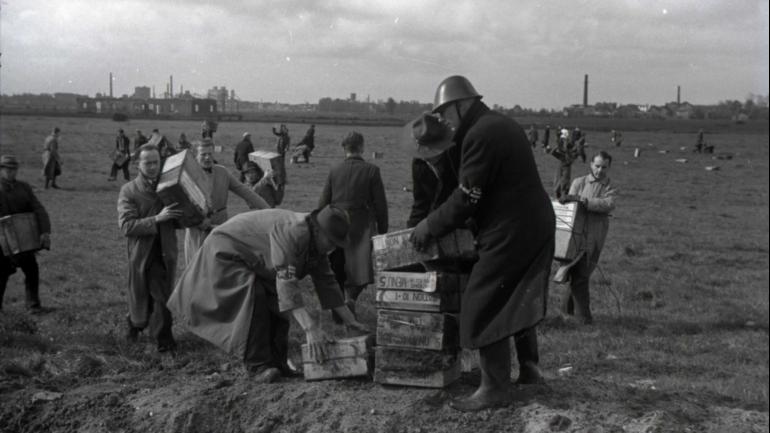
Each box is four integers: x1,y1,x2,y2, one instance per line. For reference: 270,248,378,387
201,119,217,140
272,124,291,156
133,130,149,152
547,143,578,200
178,133,192,151
527,124,539,148
243,161,284,208
541,125,551,150
291,124,315,163
572,127,586,163
41,127,62,189
233,132,255,182
109,129,132,181
610,130,623,147
693,129,713,153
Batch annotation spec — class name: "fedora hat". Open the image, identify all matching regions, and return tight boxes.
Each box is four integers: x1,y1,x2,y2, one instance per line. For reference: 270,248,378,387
400,112,455,160
0,155,20,169
312,205,350,248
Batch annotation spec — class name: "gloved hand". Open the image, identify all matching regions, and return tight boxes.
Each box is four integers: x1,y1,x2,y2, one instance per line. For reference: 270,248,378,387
559,194,580,204
409,218,432,252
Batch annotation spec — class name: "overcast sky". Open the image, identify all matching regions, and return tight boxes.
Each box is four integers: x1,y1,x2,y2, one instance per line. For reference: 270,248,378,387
1,0,768,110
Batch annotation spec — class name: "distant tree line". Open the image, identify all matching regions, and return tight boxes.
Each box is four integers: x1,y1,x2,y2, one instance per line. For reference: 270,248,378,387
317,97,431,116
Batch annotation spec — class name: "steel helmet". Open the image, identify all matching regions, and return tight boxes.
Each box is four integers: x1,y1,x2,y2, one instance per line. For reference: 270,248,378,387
432,75,482,113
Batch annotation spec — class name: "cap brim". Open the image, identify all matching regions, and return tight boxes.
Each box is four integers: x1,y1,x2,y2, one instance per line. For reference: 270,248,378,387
399,118,455,160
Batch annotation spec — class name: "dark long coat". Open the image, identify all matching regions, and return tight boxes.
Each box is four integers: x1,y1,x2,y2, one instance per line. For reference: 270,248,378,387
406,144,460,228
425,101,555,349
318,155,388,286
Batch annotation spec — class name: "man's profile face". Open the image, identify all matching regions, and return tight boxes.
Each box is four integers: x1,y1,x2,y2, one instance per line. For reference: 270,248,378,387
138,149,161,180
196,146,214,169
244,170,259,184
590,156,611,180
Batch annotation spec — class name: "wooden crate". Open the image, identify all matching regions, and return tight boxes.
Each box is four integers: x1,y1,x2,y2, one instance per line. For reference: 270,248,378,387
301,335,374,381
376,310,458,351
156,150,211,227
248,150,283,174
552,201,586,261
371,228,477,272
374,271,466,313
0,213,40,256
373,346,460,388
110,150,128,166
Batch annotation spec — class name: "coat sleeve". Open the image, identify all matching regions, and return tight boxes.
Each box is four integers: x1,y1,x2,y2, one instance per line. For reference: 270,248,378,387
309,259,345,310
586,182,616,214
270,222,307,312
228,170,269,210
317,172,332,209
117,186,158,237
426,133,493,237
370,166,388,234
406,159,434,228
25,184,51,234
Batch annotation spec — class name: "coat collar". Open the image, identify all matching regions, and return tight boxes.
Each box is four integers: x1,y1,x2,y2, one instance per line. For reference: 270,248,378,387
453,100,490,145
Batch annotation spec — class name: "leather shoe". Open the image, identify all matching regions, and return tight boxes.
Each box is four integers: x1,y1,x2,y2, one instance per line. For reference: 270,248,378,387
514,362,544,385
250,367,281,383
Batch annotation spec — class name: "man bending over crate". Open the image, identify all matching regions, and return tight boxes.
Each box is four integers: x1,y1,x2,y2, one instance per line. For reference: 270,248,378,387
168,205,369,382
0,155,52,313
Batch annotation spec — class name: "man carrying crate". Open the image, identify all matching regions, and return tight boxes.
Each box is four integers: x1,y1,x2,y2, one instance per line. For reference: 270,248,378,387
0,155,52,313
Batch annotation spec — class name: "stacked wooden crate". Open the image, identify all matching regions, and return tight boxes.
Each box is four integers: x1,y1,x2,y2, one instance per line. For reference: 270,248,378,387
155,149,212,227
0,213,40,256
371,228,476,388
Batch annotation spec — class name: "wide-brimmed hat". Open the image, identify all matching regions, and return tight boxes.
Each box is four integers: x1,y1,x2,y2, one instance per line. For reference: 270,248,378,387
312,205,350,248
400,112,455,159
0,155,20,169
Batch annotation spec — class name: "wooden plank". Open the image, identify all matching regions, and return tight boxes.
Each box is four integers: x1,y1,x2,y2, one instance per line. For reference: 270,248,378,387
0,213,40,256
301,335,373,381
552,201,586,261
374,346,461,388
374,271,465,312
371,228,477,272
376,310,458,350
156,150,211,227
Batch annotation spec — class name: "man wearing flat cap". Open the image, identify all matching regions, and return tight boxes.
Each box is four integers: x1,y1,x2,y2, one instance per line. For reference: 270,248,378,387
0,155,52,313
410,76,555,412
168,205,369,382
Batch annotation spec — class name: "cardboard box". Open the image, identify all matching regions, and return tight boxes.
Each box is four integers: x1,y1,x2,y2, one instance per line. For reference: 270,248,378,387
371,228,477,272
373,346,461,388
156,150,211,227
376,310,458,351
248,150,283,174
0,213,40,256
552,201,586,261
301,335,374,381
374,271,466,312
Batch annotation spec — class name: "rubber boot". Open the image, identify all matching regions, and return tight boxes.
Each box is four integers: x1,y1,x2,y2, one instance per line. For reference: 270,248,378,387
449,338,511,412
514,327,543,385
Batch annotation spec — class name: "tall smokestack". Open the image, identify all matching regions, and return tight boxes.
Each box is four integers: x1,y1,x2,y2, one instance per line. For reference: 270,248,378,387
170,75,173,99
109,73,113,98
677,85,681,104
583,74,588,107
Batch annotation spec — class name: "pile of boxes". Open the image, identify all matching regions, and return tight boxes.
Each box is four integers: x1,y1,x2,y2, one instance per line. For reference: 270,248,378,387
370,228,476,388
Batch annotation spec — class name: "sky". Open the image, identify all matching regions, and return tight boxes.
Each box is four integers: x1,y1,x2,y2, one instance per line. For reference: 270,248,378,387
1,0,768,110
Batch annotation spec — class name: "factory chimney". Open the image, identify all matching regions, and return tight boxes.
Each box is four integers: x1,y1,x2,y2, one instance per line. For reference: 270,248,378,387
583,74,589,107
109,73,113,98
170,75,173,99
677,85,681,105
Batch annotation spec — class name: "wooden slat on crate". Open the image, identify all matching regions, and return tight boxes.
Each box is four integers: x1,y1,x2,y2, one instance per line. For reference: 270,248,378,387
376,310,458,350
0,213,40,256
301,335,373,381
373,346,461,388
156,150,211,227
248,150,283,174
371,228,477,272
552,201,586,261
374,271,465,312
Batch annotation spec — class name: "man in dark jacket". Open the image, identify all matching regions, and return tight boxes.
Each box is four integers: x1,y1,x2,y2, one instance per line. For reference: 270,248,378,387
234,132,255,182
0,155,52,313
411,76,555,412
109,129,132,181
319,132,388,313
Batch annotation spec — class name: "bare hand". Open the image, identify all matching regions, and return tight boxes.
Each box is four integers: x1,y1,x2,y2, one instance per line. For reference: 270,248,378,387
305,327,331,363
155,203,183,222
409,218,432,252
39,233,51,250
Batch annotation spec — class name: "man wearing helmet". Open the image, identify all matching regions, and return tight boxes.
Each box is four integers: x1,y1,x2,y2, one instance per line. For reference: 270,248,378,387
410,76,555,412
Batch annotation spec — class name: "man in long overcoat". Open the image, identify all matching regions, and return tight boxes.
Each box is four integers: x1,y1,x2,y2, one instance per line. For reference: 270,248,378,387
318,132,388,313
411,76,555,412
167,206,368,382
109,129,132,181
41,127,62,189
233,132,255,182
117,144,182,352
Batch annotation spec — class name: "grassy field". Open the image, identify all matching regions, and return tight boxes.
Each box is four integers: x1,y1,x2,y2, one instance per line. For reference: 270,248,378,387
0,114,767,433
